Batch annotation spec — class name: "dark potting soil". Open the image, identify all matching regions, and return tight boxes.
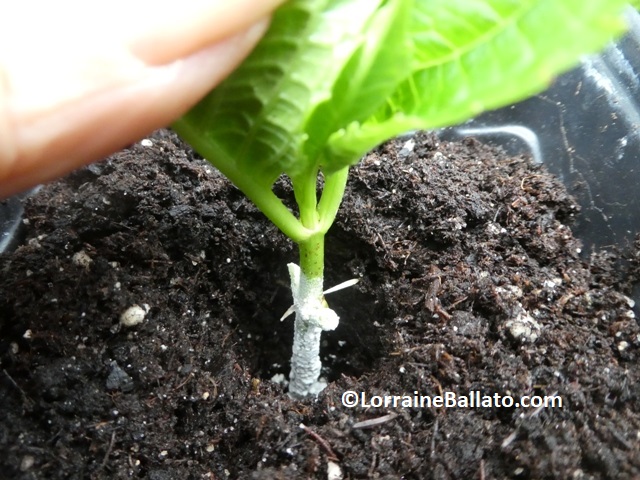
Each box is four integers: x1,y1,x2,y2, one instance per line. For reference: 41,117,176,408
1,130,639,479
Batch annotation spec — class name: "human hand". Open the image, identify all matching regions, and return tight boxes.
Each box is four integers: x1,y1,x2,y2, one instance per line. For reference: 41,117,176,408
0,0,284,198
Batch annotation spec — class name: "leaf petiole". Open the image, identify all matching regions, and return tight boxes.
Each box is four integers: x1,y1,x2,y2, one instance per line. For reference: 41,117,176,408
173,118,313,243
318,167,350,232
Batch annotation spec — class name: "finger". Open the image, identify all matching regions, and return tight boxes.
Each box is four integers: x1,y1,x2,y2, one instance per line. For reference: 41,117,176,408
126,0,286,65
0,1,286,66
0,19,269,199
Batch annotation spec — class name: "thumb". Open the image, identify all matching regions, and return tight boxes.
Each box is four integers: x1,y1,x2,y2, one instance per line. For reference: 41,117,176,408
0,1,281,198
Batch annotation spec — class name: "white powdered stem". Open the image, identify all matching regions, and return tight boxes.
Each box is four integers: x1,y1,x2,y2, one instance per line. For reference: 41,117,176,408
287,263,339,399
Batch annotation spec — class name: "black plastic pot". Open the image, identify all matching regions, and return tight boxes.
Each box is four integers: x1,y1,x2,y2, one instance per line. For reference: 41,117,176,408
0,189,35,254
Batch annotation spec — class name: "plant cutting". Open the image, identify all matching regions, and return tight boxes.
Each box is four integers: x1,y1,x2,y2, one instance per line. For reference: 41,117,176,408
172,0,627,399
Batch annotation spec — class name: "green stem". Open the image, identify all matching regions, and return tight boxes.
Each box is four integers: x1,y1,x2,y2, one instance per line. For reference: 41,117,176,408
291,165,350,281
292,167,319,228
292,167,326,280
317,167,350,232
299,233,324,280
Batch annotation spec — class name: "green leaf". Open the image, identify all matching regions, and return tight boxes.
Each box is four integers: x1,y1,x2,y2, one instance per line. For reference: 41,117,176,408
175,0,627,241
302,0,412,170
408,0,626,123
325,0,628,169
177,0,386,185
